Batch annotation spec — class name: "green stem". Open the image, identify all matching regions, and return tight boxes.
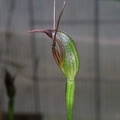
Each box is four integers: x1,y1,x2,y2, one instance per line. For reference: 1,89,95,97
65,79,75,120
8,98,14,120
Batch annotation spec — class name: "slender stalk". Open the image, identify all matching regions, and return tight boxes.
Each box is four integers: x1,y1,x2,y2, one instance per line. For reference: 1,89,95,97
53,0,56,30
8,98,14,120
65,79,75,120
55,1,66,33
53,1,66,48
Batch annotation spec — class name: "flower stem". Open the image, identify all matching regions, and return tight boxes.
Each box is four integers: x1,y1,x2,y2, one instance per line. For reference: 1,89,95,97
8,98,14,120
53,0,56,30
65,79,75,120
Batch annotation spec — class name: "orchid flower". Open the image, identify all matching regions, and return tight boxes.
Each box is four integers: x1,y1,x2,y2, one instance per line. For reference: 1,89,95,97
29,1,80,120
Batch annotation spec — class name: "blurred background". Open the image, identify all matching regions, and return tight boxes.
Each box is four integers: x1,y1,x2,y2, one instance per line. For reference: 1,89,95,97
0,0,120,120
